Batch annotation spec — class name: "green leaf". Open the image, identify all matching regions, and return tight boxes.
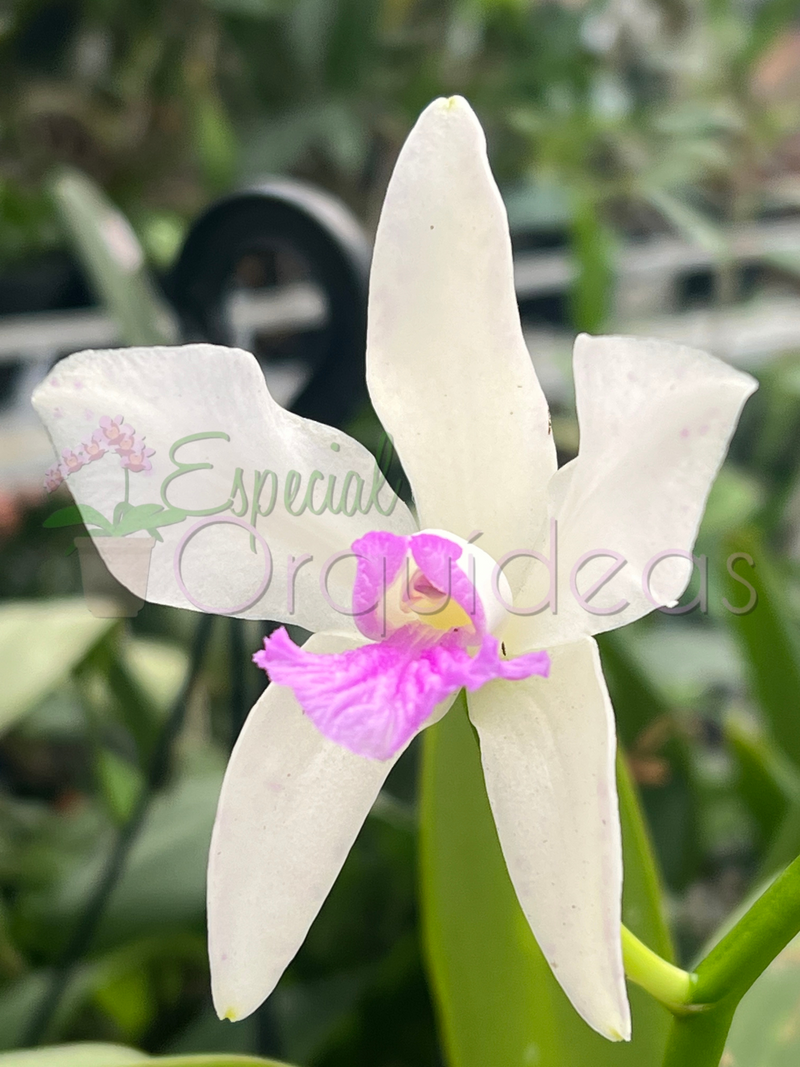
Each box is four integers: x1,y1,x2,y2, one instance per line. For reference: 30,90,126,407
91,636,187,765
19,764,225,953
722,527,800,771
94,748,142,824
419,694,671,1067
0,1049,297,1066
112,504,165,536
0,1045,147,1062
761,799,800,879
616,753,674,963
0,600,115,735
725,712,799,852
0,1044,147,1065
44,506,112,533
145,508,188,532
725,931,800,1066
122,638,188,713
49,168,176,346
568,193,614,333
189,90,239,192
113,505,187,537
643,187,728,260
599,632,702,891
149,1058,297,1066
0,973,60,1052
744,0,800,64
113,502,134,527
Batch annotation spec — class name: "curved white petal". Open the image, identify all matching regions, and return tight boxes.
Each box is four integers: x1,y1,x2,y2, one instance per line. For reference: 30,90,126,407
366,97,555,572
505,334,757,651
33,345,416,632
208,631,395,1021
467,638,630,1041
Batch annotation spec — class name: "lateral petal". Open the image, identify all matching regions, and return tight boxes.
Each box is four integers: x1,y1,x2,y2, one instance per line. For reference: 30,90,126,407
33,344,416,632
366,97,555,574
467,637,630,1041
505,334,757,650
254,626,548,760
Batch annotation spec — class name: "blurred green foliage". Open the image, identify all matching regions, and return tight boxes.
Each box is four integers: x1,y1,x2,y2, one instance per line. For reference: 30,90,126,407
1,0,799,274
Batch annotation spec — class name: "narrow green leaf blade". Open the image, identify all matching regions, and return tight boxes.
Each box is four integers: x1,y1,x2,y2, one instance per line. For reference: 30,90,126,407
0,1045,147,1066
49,168,177,346
150,1057,297,1066
569,194,615,333
420,694,560,1067
725,930,800,1066
0,600,115,734
599,632,702,891
644,187,728,260
44,505,112,533
113,504,165,536
725,712,798,851
722,527,800,770
0,1049,297,1067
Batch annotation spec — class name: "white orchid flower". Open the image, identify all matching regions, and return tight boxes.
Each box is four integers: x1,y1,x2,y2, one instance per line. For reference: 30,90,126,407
33,95,756,1044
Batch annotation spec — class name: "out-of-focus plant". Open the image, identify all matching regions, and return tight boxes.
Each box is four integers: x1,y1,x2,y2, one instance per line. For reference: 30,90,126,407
2,0,798,274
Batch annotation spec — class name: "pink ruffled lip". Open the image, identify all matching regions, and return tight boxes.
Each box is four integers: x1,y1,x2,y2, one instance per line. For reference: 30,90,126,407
253,529,550,759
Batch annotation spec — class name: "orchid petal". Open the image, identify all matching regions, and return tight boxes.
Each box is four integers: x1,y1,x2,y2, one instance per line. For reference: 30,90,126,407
254,625,548,760
208,631,399,1021
33,345,416,632
505,334,757,651
467,637,630,1041
366,97,555,574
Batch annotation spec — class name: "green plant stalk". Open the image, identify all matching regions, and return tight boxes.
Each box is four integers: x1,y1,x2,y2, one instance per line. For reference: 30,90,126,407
691,853,800,1006
658,853,800,1066
618,832,800,1067
621,927,696,1011
661,1002,737,1067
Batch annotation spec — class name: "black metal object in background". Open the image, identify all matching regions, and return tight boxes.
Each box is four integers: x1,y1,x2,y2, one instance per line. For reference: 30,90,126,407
167,182,375,1057
167,179,372,429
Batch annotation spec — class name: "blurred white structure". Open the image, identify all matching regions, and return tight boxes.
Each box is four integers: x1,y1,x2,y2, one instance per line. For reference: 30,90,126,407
3,214,800,491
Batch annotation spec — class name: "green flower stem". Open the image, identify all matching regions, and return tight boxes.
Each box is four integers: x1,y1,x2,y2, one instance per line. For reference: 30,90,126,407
661,1002,737,1067
659,854,800,1066
621,926,696,1011
690,852,800,1006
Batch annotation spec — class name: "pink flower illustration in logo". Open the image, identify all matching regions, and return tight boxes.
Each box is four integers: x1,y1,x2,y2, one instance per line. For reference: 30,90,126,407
120,439,155,473
45,414,156,490
60,448,86,476
114,430,138,456
44,465,64,493
82,437,108,463
96,414,134,445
